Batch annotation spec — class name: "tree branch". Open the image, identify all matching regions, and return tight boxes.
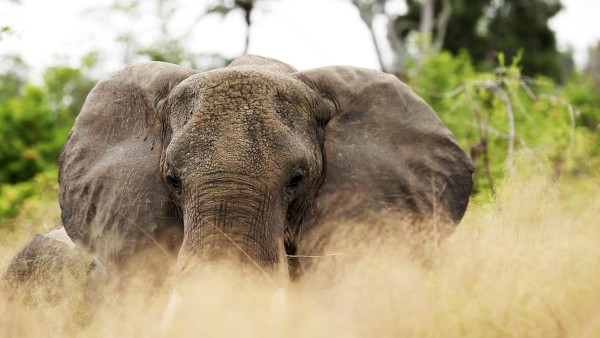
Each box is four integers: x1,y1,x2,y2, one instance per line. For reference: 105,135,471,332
351,0,388,73
495,87,516,176
419,0,434,52
433,0,452,53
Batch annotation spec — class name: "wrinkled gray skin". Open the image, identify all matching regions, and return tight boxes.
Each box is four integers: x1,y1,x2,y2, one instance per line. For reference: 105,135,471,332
5,56,474,284
2,228,103,293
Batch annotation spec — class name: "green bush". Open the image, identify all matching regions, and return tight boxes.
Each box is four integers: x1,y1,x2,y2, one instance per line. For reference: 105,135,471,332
0,168,59,227
407,51,600,200
0,61,95,228
0,85,66,184
0,62,95,186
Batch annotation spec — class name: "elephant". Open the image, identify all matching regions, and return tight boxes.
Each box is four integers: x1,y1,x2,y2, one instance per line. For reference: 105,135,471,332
2,227,104,302
4,55,473,285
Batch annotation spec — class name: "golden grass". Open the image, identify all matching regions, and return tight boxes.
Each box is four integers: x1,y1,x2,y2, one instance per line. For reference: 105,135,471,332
2,175,600,338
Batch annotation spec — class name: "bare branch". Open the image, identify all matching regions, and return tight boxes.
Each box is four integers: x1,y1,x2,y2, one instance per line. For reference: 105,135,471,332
518,78,537,100
516,138,547,175
416,84,467,98
495,87,516,176
414,66,583,187
539,94,579,147
508,85,536,124
419,0,434,52
433,0,452,53
520,78,579,148
351,0,388,72
470,138,496,198
351,0,412,76
388,18,415,76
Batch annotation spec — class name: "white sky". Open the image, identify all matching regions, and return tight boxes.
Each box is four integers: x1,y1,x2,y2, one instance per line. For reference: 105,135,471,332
1,0,599,80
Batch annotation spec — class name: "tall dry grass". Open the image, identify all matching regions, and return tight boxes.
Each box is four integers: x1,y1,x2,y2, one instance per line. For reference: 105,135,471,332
1,175,600,338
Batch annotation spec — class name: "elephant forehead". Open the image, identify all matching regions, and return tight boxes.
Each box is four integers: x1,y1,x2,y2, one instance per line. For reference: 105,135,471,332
200,69,278,101
166,70,314,176
189,72,288,146
168,118,295,181
166,71,321,158
172,68,313,117
170,70,311,143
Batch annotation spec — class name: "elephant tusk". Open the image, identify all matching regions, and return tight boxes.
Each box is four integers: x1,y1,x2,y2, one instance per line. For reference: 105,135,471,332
160,291,182,329
271,287,286,306
159,287,287,329
269,287,287,324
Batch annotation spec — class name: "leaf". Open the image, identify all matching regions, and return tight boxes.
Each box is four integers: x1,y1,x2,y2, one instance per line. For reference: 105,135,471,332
206,4,234,16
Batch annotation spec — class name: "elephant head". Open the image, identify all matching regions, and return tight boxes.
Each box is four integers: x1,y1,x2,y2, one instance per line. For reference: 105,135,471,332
58,55,474,281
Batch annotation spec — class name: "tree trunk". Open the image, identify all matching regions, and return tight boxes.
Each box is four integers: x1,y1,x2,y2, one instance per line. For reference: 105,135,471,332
420,0,435,52
433,0,452,53
242,9,251,54
387,18,408,78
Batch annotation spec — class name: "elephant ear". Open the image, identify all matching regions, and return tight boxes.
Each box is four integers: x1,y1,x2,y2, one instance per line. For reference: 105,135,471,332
298,66,474,229
59,62,199,265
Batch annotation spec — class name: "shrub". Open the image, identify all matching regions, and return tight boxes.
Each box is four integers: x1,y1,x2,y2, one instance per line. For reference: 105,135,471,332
408,51,600,200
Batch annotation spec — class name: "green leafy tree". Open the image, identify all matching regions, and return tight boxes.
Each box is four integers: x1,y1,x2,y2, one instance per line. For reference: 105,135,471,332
484,0,563,79
441,0,492,65
0,67,93,184
587,41,600,90
43,54,98,118
394,0,565,79
0,58,96,185
0,57,97,224
351,0,452,76
0,55,28,102
408,52,599,199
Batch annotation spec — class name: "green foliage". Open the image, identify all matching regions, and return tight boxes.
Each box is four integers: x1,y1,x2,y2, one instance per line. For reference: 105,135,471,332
587,41,600,89
0,65,94,185
1,84,54,183
0,25,12,41
485,0,563,80
0,59,95,227
565,76,600,132
399,0,565,79
0,168,58,227
0,55,28,102
441,0,491,64
43,63,96,118
408,51,600,201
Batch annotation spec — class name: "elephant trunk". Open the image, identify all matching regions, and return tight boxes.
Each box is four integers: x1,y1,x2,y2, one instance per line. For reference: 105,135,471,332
177,181,289,283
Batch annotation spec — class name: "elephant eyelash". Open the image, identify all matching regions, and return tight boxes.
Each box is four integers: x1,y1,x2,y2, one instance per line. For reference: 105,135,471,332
165,171,182,194
287,168,306,190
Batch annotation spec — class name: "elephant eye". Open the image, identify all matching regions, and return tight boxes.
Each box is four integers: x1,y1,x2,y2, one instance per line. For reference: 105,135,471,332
287,168,306,191
165,170,182,194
